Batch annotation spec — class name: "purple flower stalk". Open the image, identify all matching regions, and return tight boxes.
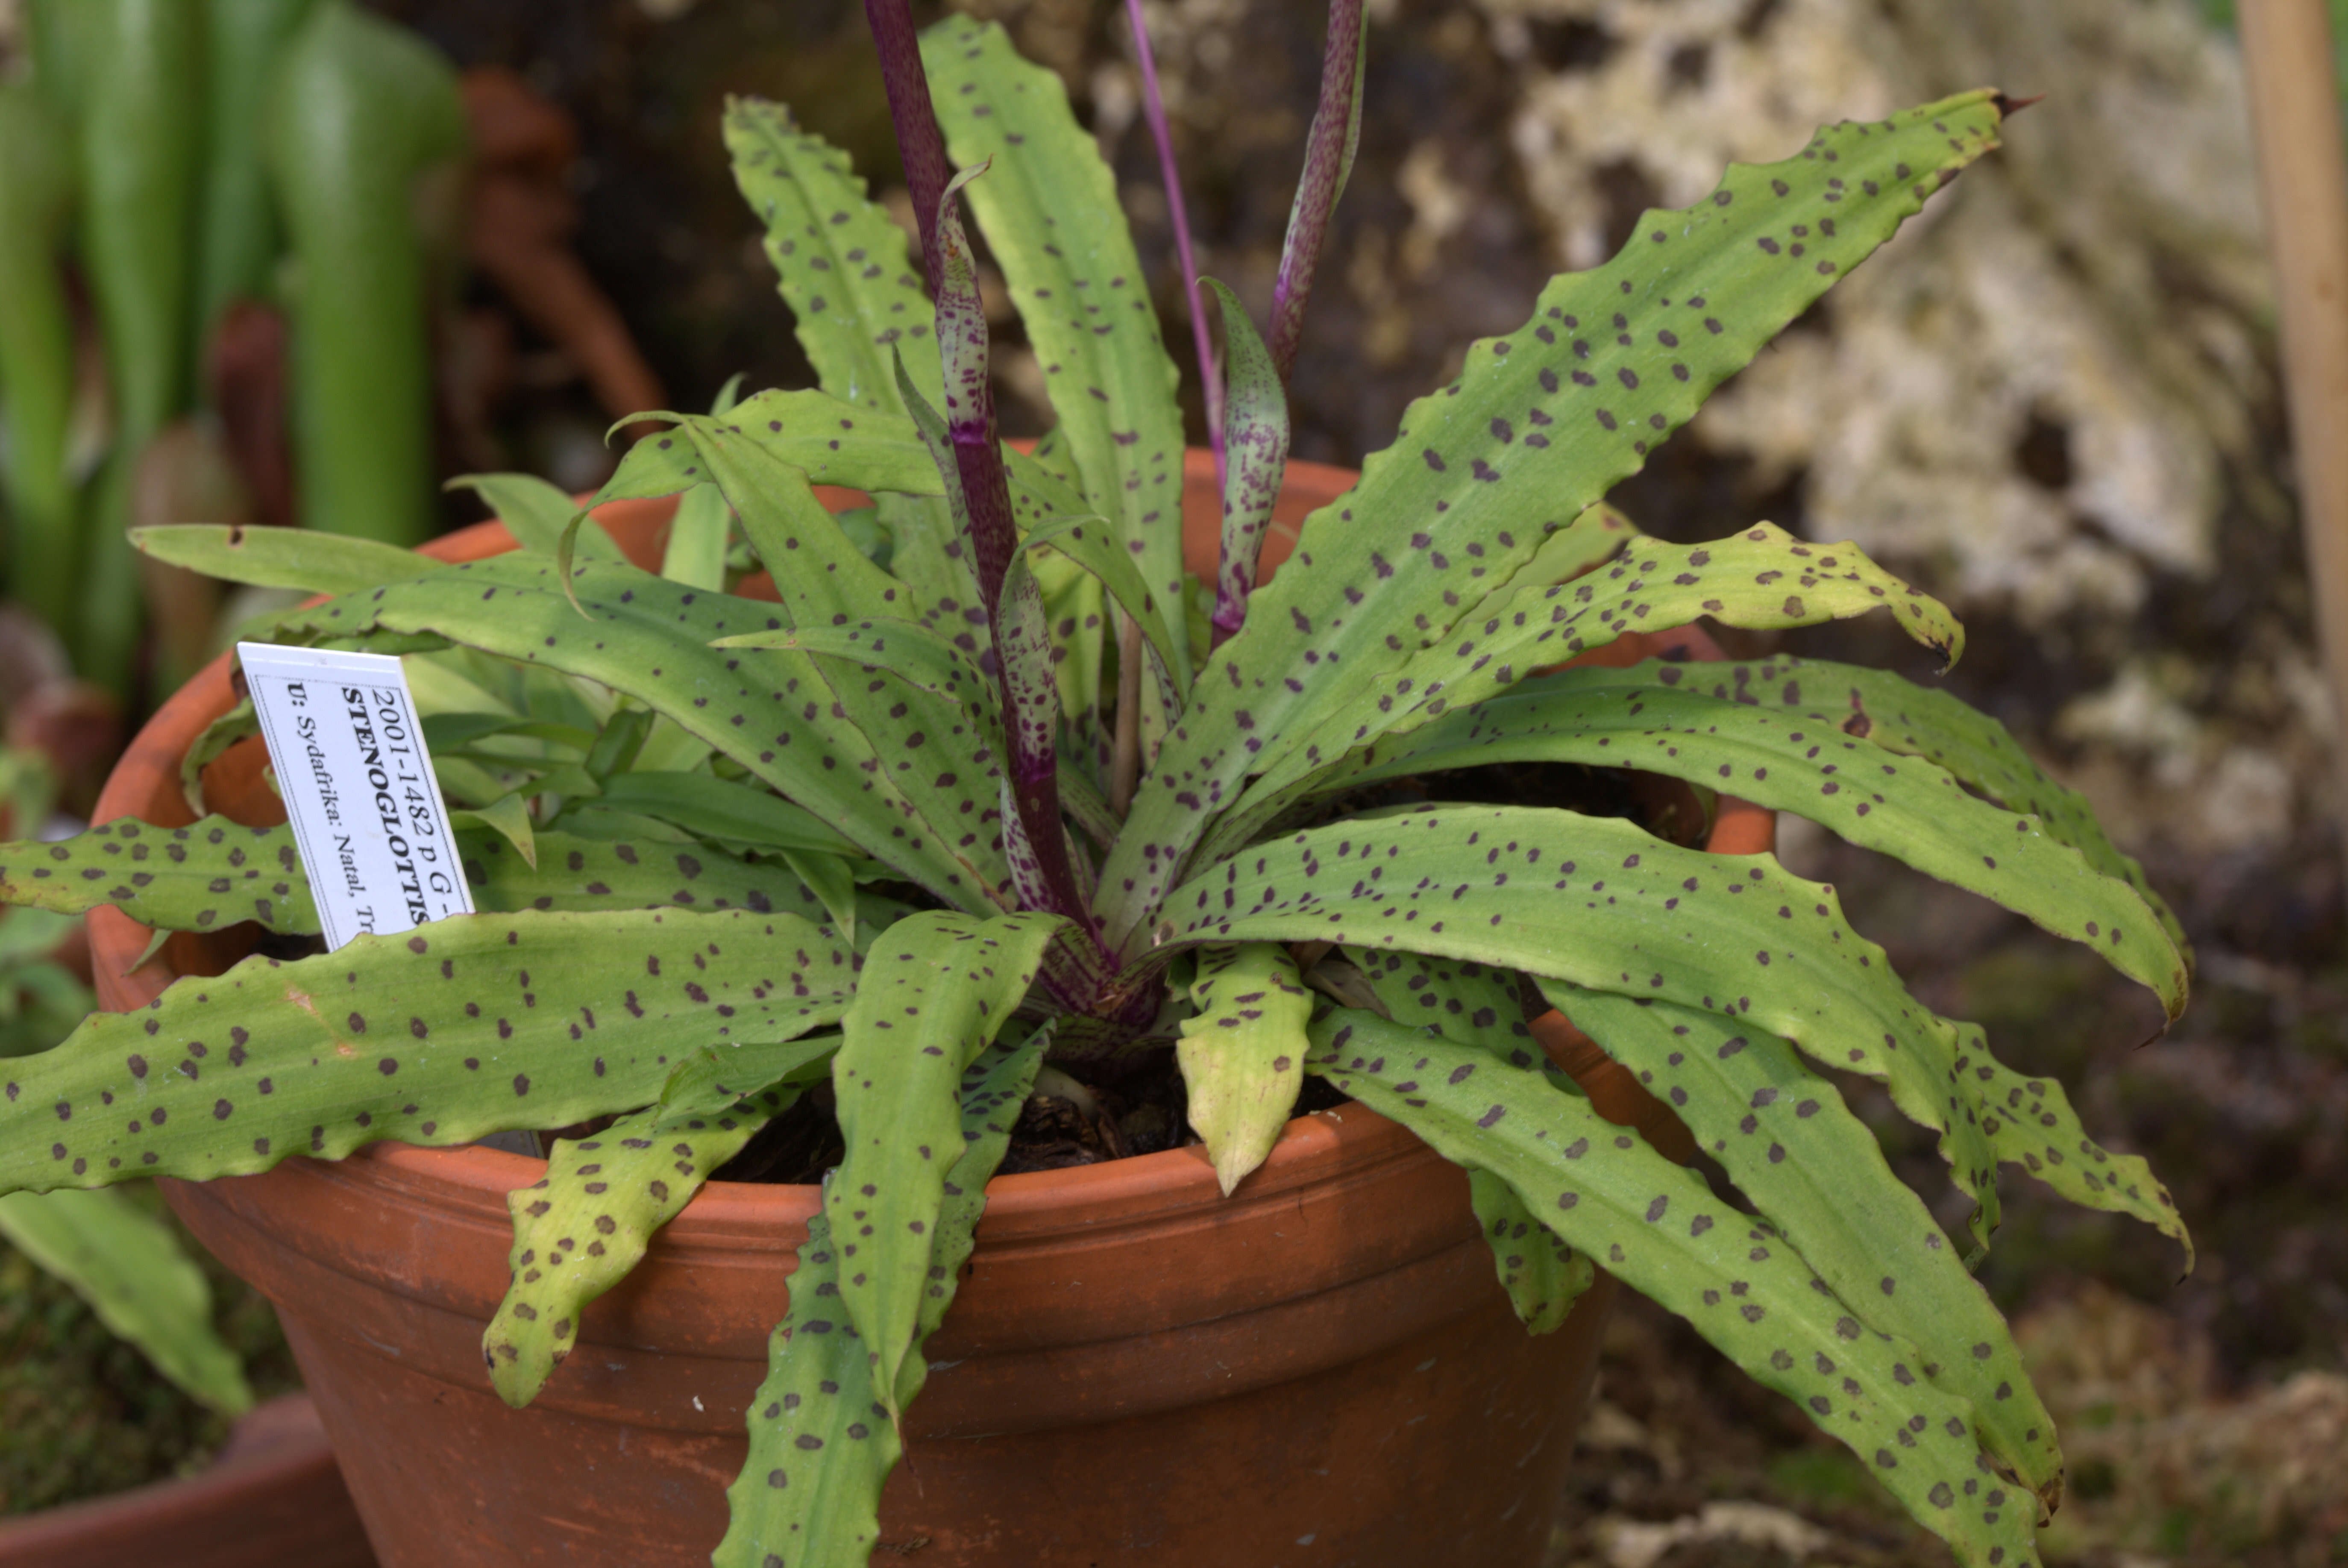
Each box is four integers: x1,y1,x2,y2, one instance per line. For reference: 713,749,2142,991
864,0,1102,972
1123,0,1226,494
1269,0,1365,386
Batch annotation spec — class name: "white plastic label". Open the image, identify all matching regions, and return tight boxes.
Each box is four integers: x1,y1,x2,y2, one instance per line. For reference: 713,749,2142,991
237,643,473,951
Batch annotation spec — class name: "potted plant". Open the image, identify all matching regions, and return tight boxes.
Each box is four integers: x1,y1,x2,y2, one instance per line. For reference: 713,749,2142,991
0,6,2191,1565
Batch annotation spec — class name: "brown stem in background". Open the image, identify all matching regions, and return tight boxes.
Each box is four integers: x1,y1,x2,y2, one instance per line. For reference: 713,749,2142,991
2240,0,2348,854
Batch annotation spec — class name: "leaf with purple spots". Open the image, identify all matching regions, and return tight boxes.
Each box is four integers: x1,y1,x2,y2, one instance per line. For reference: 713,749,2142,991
1552,984,2063,1507
1466,1167,1595,1335
1330,659,2188,1017
1149,804,2007,1252
825,911,1066,1421
1309,1010,2045,1568
597,390,943,505
1702,658,2189,968
132,523,457,596
724,99,943,414
1200,279,1290,648
1212,524,1961,868
1098,92,2008,955
484,1032,838,1407
0,817,317,934
713,1014,1049,1568
599,412,919,636
265,553,1013,914
725,96,970,620
445,473,628,564
1347,945,1532,1056
920,17,1190,659
0,907,857,1194
2,816,866,940
1453,501,1642,625
1954,1023,2192,1272
1174,943,1311,1195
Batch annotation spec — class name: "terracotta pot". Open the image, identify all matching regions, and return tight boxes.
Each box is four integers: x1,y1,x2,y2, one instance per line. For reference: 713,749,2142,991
88,459,1761,1566
0,1395,373,1568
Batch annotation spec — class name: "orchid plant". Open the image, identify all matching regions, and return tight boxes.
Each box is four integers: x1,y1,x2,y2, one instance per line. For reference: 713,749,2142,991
0,6,2190,1565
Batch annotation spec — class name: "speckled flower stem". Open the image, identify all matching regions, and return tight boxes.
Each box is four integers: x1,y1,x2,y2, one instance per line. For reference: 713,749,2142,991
870,5,1102,972
862,0,952,292
1268,0,1365,385
1123,0,1224,496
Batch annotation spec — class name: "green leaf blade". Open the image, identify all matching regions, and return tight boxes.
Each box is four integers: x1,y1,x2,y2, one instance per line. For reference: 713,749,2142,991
1343,657,2187,1016
1552,984,2063,1503
0,1186,253,1415
716,1027,1051,1568
1100,93,2008,952
1155,804,2007,1251
265,554,1014,914
1309,1011,2046,1568
920,16,1191,658
724,98,942,414
133,525,442,596
484,1034,836,1406
825,911,1065,1418
0,908,854,1193
1174,942,1312,1194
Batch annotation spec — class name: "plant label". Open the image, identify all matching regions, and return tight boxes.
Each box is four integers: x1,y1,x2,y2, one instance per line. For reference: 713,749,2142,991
236,643,473,951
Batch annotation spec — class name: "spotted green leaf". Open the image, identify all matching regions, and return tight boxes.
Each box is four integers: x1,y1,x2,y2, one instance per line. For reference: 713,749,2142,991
1334,655,2187,1016
1467,1167,1595,1335
484,1031,839,1407
1174,942,1311,1194
1022,511,1183,720
1203,278,1291,646
714,1024,1048,1568
921,15,1191,669
446,473,626,564
0,817,312,933
1100,93,2008,953
1461,500,1642,617
1689,657,2189,968
1350,945,1533,1051
1956,1021,2192,1269
825,911,1065,1420
1551,984,2062,1505
724,98,942,414
604,391,943,505
1200,523,1960,870
1310,1010,2044,1568
132,524,444,596
1151,804,2008,1252
0,1186,253,1415
723,94,971,638
587,771,862,859
0,908,854,1192
1,818,851,937
598,408,920,635
263,552,1014,914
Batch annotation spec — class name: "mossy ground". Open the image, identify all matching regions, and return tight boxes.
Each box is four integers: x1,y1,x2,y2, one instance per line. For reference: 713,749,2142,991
0,1185,299,1516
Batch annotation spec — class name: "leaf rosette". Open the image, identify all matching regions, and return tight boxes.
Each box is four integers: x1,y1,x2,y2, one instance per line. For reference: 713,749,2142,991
0,21,2183,1568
